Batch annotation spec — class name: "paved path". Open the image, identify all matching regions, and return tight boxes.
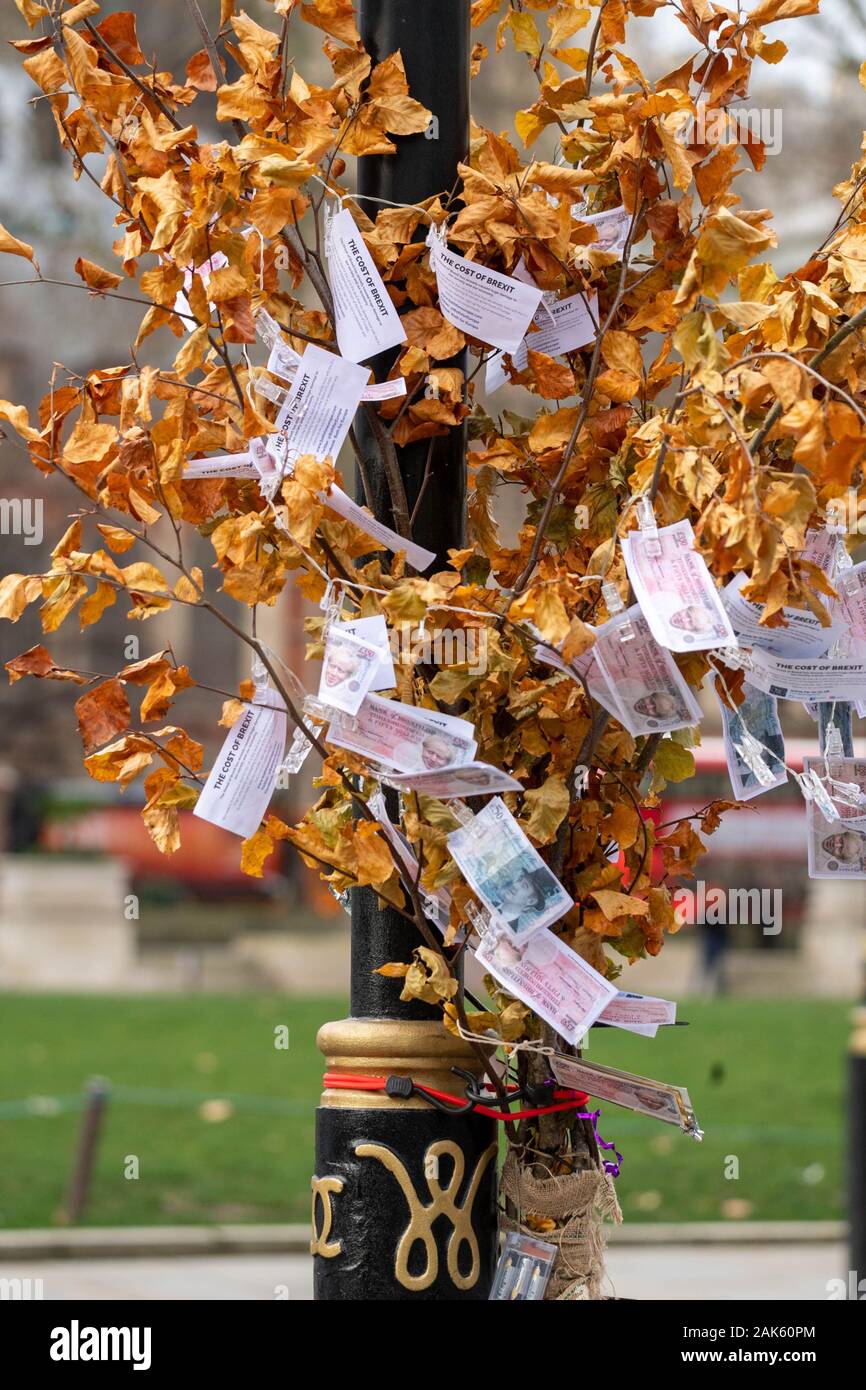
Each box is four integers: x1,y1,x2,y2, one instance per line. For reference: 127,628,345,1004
0,1244,845,1301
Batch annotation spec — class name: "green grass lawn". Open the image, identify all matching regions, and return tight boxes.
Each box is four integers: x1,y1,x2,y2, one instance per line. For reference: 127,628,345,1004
0,995,851,1229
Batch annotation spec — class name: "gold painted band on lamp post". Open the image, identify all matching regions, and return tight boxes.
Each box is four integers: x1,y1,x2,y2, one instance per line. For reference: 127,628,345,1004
317,1017,487,1110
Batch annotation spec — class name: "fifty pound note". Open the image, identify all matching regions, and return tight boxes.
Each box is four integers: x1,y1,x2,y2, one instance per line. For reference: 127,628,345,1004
194,688,286,840
475,927,617,1045
592,606,703,736
427,226,544,354
448,797,573,943
834,562,866,648
806,756,866,880
622,519,735,653
326,207,407,363
326,693,476,774
597,991,677,1037
332,613,396,690
808,809,866,880
575,204,632,257
318,625,386,717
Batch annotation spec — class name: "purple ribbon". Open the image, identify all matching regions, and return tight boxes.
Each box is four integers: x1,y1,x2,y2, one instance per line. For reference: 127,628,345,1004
532,1080,624,1177
574,1108,623,1177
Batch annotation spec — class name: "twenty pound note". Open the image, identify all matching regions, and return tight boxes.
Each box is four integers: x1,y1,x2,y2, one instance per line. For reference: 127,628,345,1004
622,519,736,653
718,682,787,801
448,797,573,943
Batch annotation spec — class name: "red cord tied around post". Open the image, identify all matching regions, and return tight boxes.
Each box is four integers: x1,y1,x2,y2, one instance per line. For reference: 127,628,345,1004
322,1068,590,1123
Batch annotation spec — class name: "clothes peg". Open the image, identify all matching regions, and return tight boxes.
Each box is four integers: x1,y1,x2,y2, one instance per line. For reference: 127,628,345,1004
636,494,661,557
794,767,840,822
279,717,317,776
253,376,285,406
732,731,777,788
251,651,269,694
254,307,283,350
601,581,634,642
712,644,751,673
319,580,343,631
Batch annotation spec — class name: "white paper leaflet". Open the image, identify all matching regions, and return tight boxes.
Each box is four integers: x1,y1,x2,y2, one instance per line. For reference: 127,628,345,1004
318,625,386,717
475,928,617,1046
622,519,736,653
182,340,437,570
550,1054,701,1135
717,682,787,801
194,688,286,840
332,614,396,690
264,339,406,402
382,763,523,797
722,571,843,659
181,457,435,571
326,206,407,362
182,453,258,479
592,607,703,736
326,692,476,774
485,291,598,393
270,341,369,474
447,797,573,943
742,649,866,703
427,226,544,354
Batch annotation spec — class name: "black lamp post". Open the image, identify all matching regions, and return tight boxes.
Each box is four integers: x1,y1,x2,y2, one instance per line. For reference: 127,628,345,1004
312,0,499,1301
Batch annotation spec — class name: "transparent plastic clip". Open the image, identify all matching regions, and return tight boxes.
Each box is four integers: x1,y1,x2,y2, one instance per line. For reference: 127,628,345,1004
636,494,661,558
602,581,634,643
732,731,777,788
795,767,840,822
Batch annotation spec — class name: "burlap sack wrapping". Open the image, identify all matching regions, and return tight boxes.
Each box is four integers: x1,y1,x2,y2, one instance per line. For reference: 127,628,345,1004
500,1151,622,1301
